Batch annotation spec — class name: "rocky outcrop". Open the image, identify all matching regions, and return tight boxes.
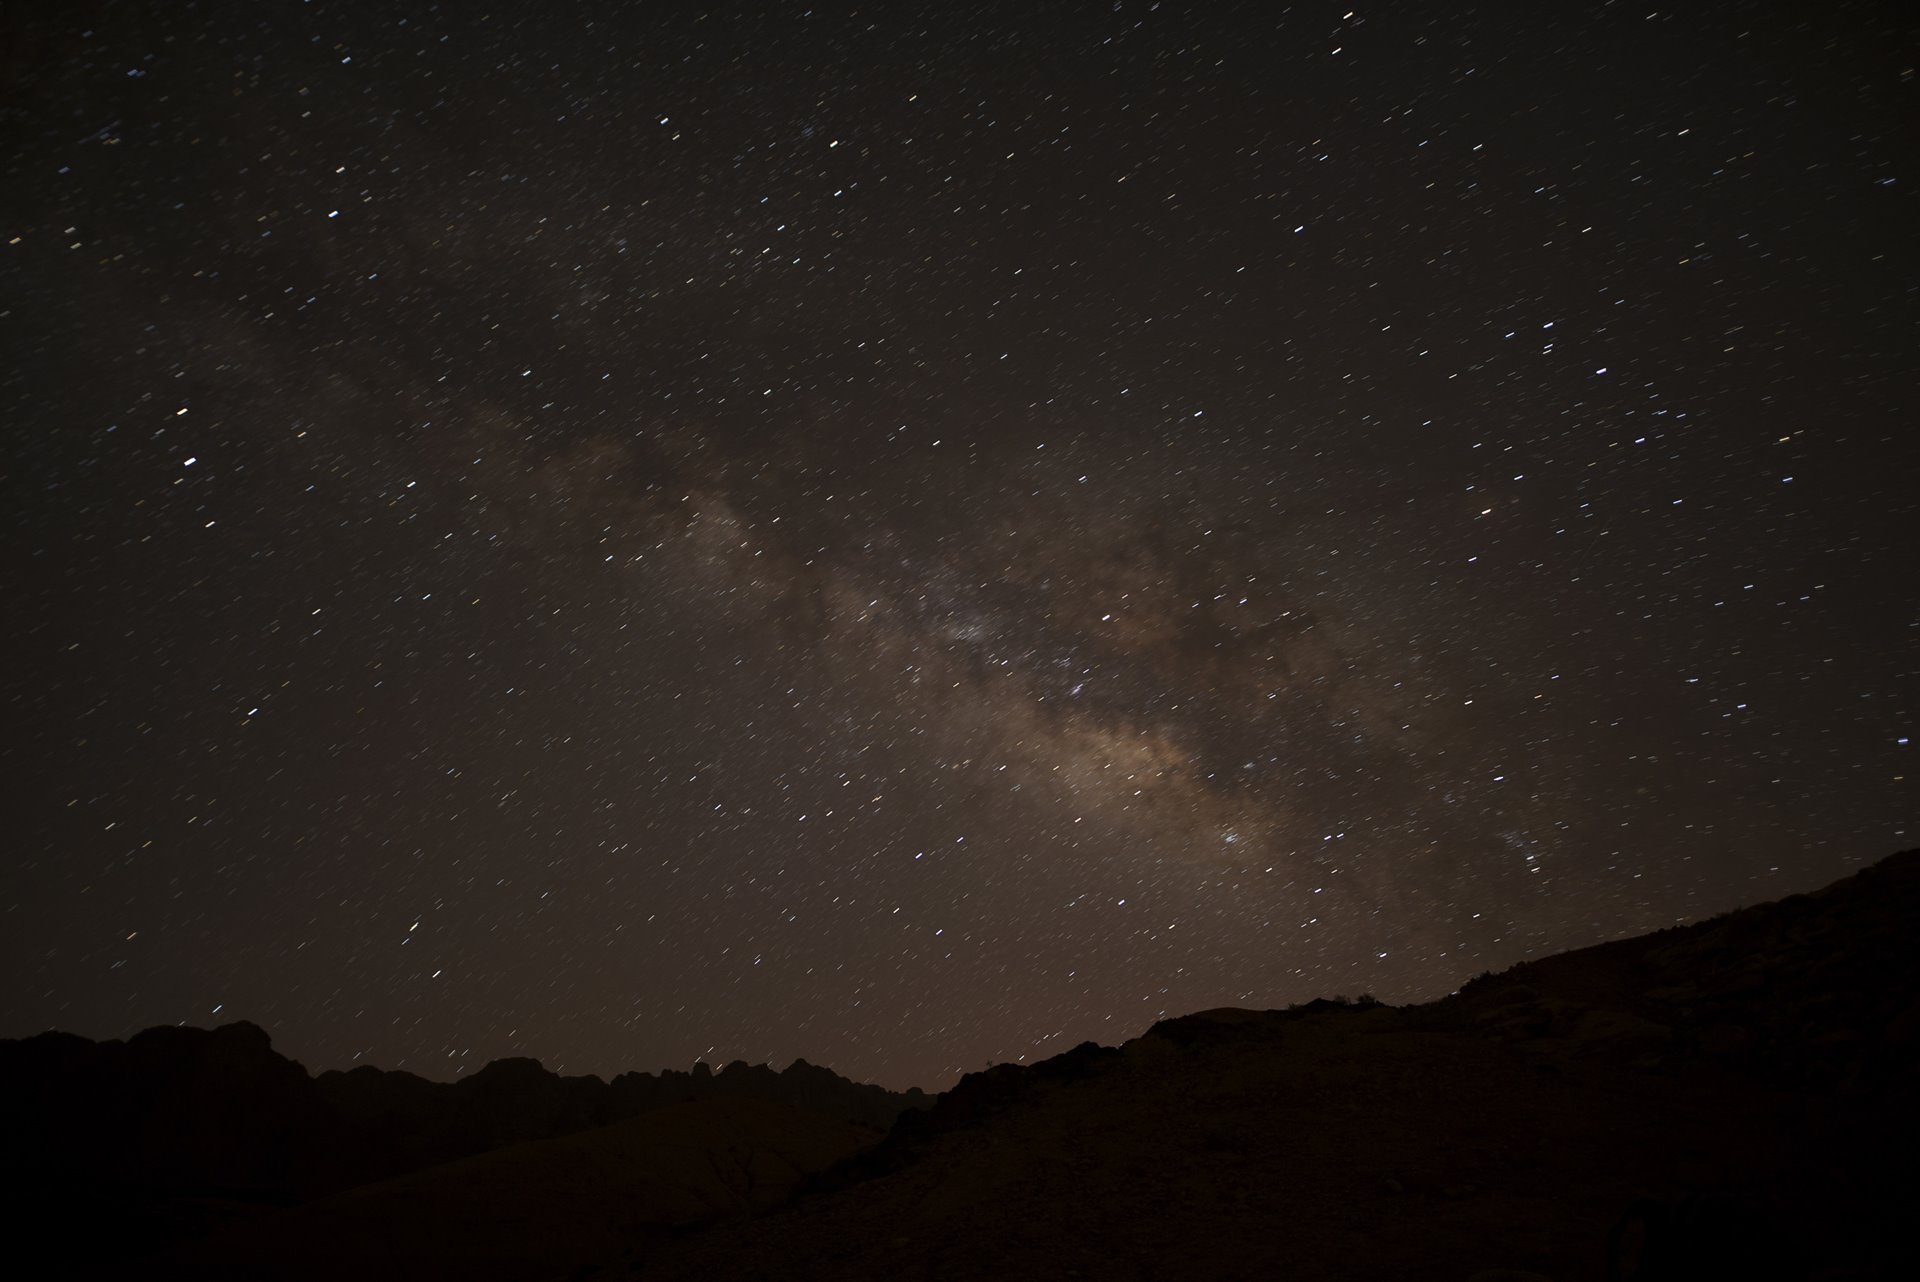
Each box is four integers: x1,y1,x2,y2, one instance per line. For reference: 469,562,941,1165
312,1048,928,1186
1445,847,1920,1095
3,1021,336,1199
0,1019,929,1268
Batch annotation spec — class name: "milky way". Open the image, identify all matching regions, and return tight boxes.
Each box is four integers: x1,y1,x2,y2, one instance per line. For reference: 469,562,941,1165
5,1,1914,1086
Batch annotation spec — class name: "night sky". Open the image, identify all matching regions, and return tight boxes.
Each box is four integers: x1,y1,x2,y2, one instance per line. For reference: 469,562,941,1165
4,1,1914,1090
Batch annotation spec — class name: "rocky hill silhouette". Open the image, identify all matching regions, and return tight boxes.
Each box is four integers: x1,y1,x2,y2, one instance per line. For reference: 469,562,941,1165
0,1022,926,1271
9,848,1915,1280
650,848,1918,1281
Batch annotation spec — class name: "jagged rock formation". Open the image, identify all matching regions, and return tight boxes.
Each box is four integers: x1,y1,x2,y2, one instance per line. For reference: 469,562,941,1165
312,1048,924,1187
0,1022,925,1269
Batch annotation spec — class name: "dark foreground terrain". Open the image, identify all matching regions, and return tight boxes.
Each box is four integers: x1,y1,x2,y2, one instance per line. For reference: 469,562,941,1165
7,849,1915,1280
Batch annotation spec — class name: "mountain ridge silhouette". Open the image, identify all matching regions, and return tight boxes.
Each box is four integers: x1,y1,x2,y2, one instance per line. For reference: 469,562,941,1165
6,847,1913,1279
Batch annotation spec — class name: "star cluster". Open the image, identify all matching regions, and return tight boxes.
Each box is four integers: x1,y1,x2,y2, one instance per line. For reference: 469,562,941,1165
3,1,1913,1087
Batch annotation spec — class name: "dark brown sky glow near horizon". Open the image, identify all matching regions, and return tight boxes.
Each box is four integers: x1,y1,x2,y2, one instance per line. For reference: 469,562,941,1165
4,0,1914,1089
